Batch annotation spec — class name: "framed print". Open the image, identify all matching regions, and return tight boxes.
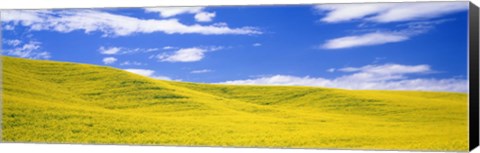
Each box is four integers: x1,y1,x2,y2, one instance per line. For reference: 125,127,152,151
1,1,479,152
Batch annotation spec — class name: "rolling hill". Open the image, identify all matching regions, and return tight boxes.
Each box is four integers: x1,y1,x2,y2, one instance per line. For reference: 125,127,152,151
1,56,469,151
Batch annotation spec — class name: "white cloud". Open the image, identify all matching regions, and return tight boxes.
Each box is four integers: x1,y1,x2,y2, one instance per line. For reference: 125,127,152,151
194,12,216,22
327,68,336,72
315,2,468,23
123,68,172,80
98,46,160,55
4,39,22,46
252,43,262,47
145,7,204,18
1,10,261,37
191,69,212,74
218,63,467,92
322,32,408,49
314,3,464,50
221,75,331,87
155,46,222,63
335,64,432,82
338,64,430,74
120,61,145,66
162,46,176,50
320,18,452,49
2,40,51,59
315,3,387,23
157,47,206,62
145,48,160,52
102,57,117,64
3,24,15,30
99,46,121,55
145,7,216,22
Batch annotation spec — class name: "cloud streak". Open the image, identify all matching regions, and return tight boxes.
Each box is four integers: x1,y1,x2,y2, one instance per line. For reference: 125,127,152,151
154,46,222,63
2,39,51,59
315,2,468,23
191,69,212,74
120,61,146,66
102,57,117,64
316,2,467,49
98,46,159,55
322,32,408,49
145,7,216,23
99,47,121,55
1,10,261,37
252,43,262,47
194,12,216,22
218,63,467,92
145,7,204,18
320,19,453,49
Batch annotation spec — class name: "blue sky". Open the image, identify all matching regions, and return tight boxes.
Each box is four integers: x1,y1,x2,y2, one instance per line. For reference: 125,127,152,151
1,2,470,92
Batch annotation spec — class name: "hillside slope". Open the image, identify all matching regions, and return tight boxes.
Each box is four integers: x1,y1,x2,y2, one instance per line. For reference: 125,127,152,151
1,56,468,151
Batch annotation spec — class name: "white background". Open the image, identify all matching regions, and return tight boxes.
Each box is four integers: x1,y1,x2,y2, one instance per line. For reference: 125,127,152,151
0,0,479,153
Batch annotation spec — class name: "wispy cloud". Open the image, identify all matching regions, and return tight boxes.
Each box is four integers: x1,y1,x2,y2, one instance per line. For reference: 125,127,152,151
145,7,204,18
98,46,159,55
4,39,22,46
338,64,430,74
320,19,452,49
315,2,467,49
252,43,262,47
218,63,467,92
156,47,207,62
335,64,432,82
191,69,212,74
3,24,14,30
326,68,336,72
145,7,216,22
315,2,467,23
194,12,216,22
123,68,173,80
1,10,261,37
322,32,408,49
154,46,222,63
102,57,117,64
119,61,146,66
99,47,121,55
162,46,176,50
2,39,51,59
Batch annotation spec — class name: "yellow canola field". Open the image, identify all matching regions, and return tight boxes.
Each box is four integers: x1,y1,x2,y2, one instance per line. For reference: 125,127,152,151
1,56,469,151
